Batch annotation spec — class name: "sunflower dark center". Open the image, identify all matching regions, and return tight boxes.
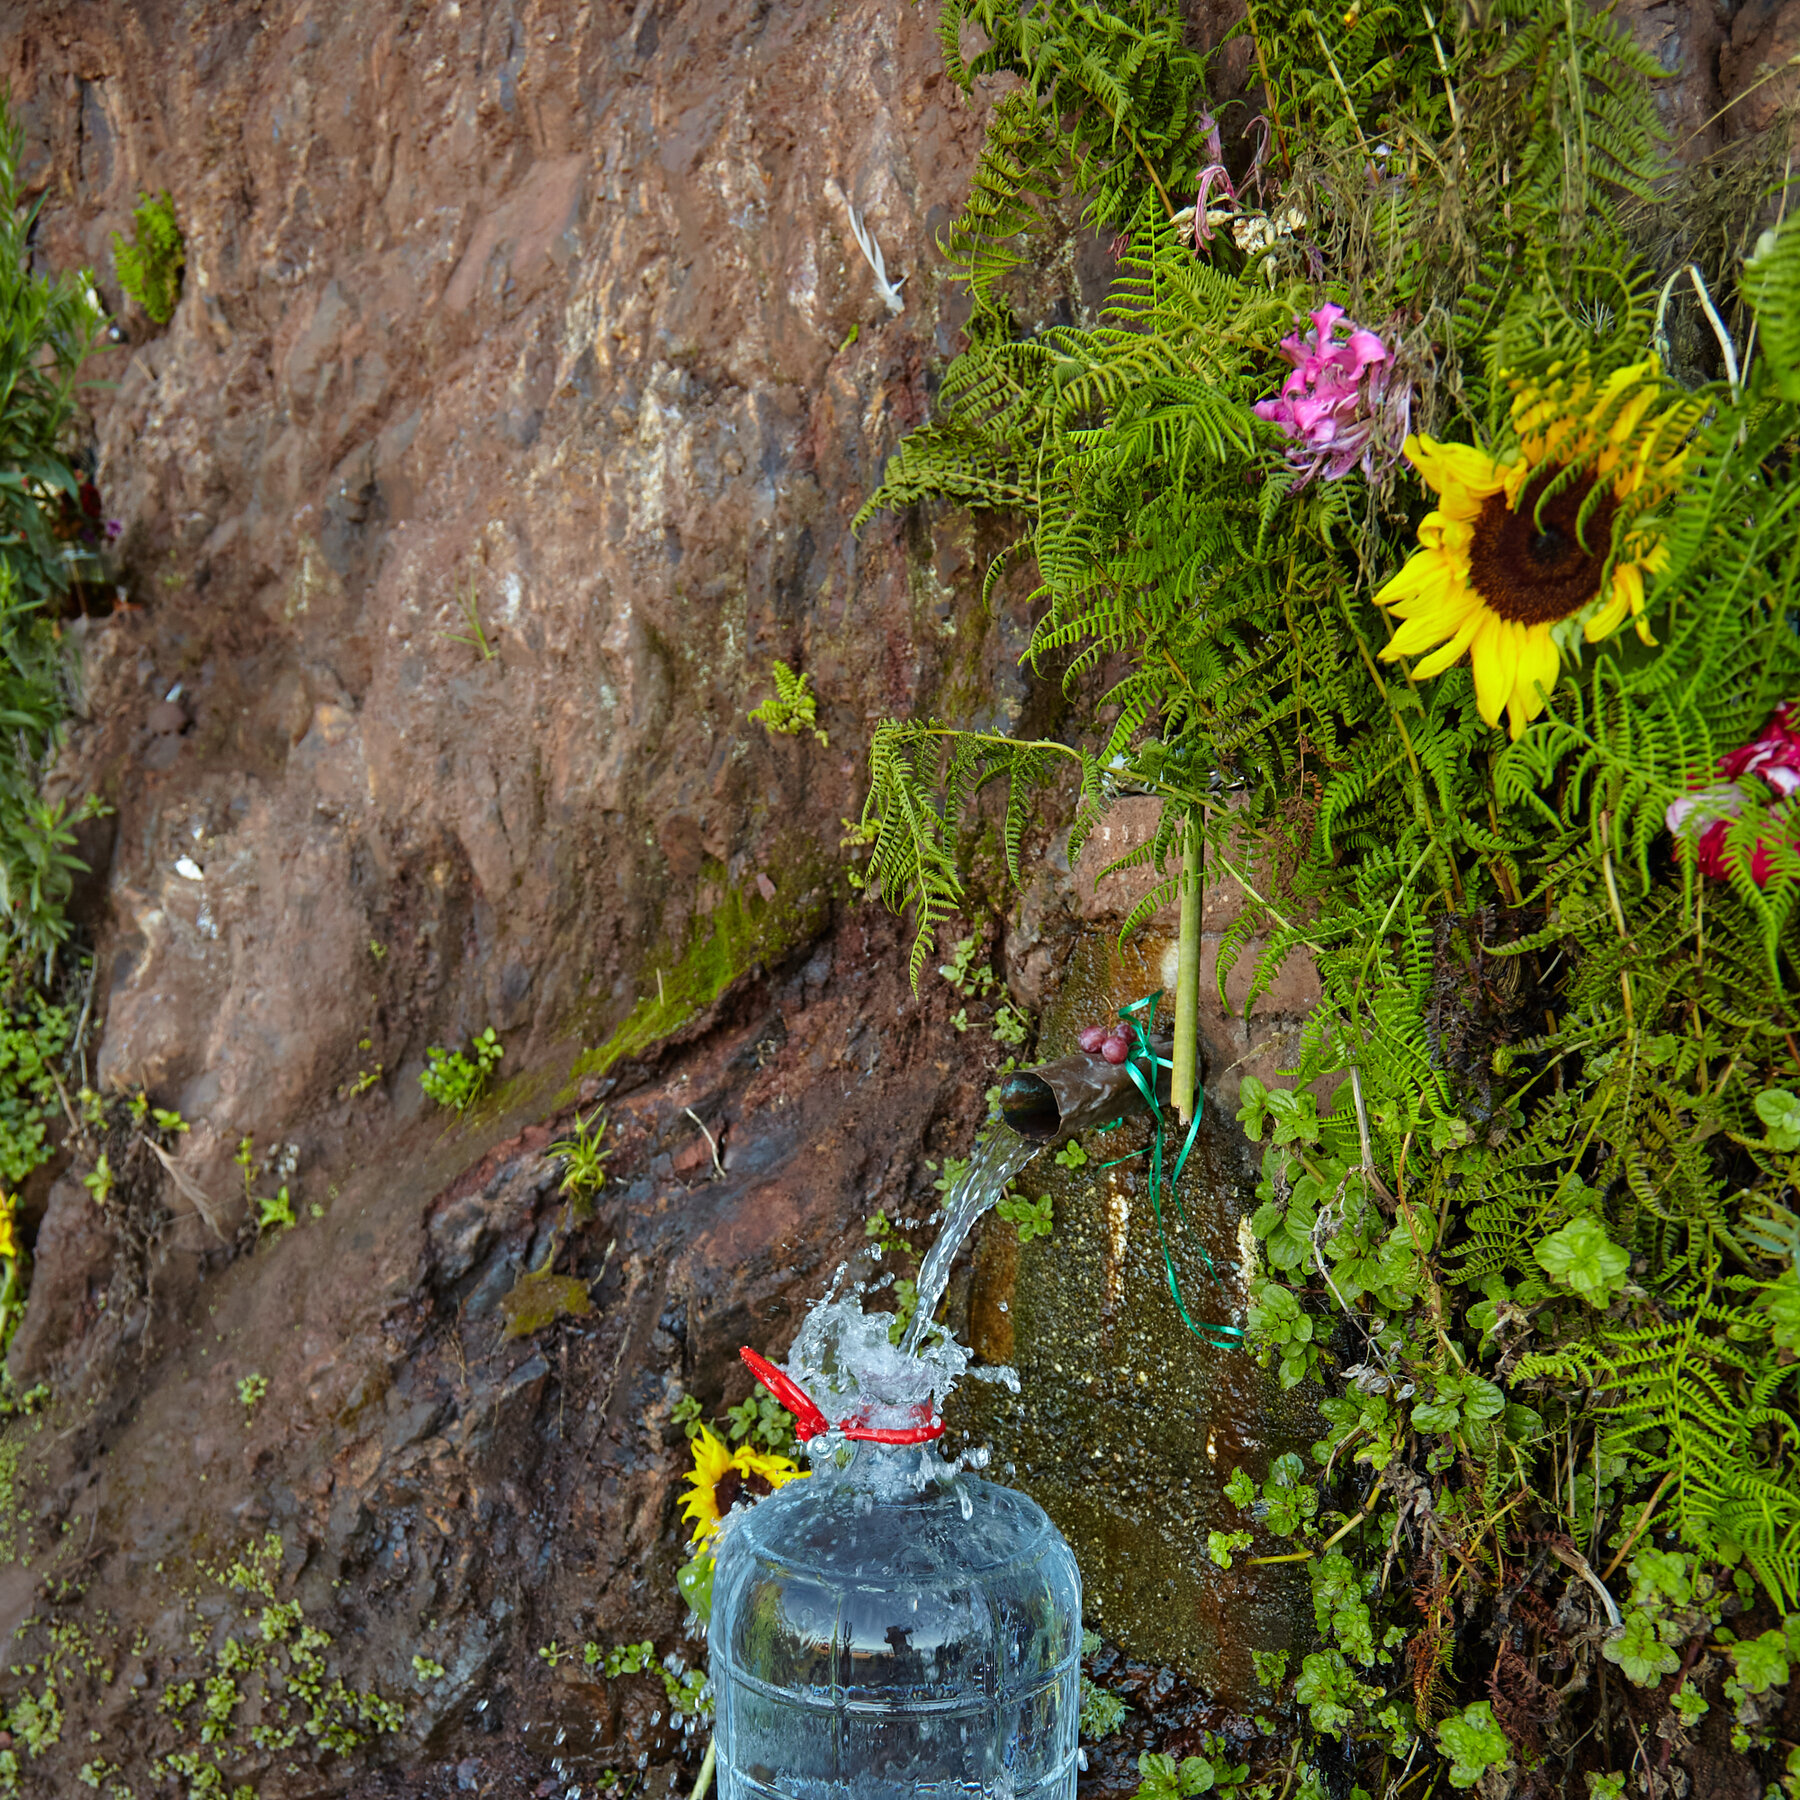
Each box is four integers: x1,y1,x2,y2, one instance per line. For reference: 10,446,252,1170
1466,469,1616,626
713,1468,773,1515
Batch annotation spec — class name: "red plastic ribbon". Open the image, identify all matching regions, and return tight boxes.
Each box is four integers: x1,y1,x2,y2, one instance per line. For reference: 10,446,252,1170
739,1346,944,1444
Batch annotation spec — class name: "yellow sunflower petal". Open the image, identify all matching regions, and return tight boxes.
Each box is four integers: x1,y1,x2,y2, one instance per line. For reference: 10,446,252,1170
679,1427,737,1544
1469,617,1521,731
1583,562,1638,643
1385,575,1467,622
734,1445,804,1489
1408,606,1487,678
1374,547,1457,612
1385,578,1475,649
1585,591,1629,642
1405,434,1509,506
1418,512,1474,553
1505,629,1562,738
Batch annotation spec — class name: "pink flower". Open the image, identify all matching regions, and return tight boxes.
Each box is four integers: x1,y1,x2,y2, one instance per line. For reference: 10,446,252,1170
1665,703,1800,887
1253,304,1410,484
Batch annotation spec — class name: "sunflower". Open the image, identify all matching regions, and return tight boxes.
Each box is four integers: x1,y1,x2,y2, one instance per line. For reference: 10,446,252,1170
1375,360,1687,740
677,1425,803,1546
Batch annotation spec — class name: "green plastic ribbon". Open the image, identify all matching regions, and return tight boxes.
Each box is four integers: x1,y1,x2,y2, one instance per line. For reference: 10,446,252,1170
1095,991,1243,1352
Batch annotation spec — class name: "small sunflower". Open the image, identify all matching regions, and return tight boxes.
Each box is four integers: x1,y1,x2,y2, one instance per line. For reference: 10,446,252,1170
1376,359,1689,740
677,1426,803,1546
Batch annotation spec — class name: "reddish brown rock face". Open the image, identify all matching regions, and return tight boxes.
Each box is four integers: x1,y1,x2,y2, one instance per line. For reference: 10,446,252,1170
0,3,1035,1789
8,0,1010,1203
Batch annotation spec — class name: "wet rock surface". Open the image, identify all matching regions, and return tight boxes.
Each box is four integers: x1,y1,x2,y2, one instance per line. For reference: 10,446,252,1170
8,913,1000,1794
950,929,1322,1706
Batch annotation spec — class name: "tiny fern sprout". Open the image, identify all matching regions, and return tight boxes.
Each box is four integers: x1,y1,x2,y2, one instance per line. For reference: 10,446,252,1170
748,662,827,746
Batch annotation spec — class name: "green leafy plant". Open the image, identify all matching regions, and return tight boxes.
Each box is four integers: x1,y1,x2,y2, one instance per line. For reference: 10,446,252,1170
1532,1216,1631,1307
255,1188,295,1234
724,1383,798,1457
592,1640,655,1677
749,661,827,746
1079,1664,1127,1739
0,987,70,1185
111,189,184,324
80,1151,111,1207
1131,1742,1251,1798
548,1106,613,1211
995,1190,1054,1243
0,101,107,974
847,0,1800,1787
1436,1702,1511,1788
1206,1529,1254,1569
235,1374,268,1424
420,1027,503,1113
1754,1086,1800,1152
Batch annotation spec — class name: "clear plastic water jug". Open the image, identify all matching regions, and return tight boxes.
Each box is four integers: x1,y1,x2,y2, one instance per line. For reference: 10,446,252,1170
710,1439,1082,1799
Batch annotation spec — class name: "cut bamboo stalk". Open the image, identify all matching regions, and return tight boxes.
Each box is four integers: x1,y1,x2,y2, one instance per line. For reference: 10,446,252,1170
1172,813,1202,1125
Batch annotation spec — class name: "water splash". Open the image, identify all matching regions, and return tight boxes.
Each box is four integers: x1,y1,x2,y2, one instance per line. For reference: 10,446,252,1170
778,1131,1039,1435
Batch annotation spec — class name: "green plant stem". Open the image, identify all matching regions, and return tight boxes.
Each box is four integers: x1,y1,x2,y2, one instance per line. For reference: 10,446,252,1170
691,1737,717,1800
1172,813,1202,1125
1601,1469,1677,1579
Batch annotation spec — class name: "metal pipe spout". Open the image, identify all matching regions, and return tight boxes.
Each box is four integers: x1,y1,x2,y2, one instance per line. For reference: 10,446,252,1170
997,1035,1174,1143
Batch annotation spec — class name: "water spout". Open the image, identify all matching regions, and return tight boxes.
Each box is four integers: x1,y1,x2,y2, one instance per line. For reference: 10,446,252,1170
997,1036,1172,1143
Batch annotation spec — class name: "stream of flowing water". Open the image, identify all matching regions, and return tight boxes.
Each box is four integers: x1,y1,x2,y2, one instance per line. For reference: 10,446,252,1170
901,1132,1040,1356
778,1130,1041,1430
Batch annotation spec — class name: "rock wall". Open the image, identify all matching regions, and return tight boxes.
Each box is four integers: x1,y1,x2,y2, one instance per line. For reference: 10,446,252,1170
0,3,1048,1792
12,0,1003,1212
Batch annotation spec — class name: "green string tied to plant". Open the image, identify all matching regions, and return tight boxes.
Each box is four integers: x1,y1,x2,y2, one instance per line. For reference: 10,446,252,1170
1094,991,1242,1352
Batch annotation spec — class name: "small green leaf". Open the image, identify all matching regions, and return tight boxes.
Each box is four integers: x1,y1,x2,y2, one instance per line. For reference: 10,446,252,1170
1670,1681,1708,1724
1206,1530,1253,1569
676,1553,715,1624
1411,1397,1461,1434
1754,1087,1800,1151
1759,1270,1800,1352
1603,1609,1681,1687
1250,1648,1289,1690
1534,1216,1630,1307
1436,1701,1511,1787
1235,1077,1270,1140
1725,1628,1789,1695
